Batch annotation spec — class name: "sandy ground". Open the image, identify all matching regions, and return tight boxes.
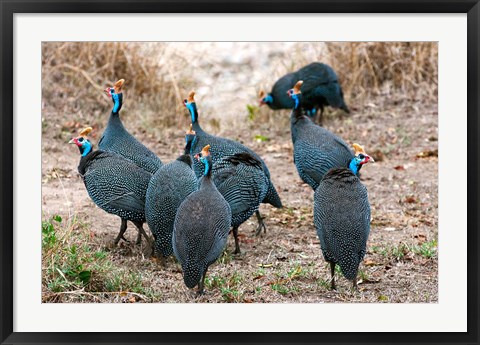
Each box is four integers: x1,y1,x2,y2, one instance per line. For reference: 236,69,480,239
42,95,438,303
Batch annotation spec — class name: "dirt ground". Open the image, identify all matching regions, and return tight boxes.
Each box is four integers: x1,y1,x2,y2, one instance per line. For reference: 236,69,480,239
41,96,438,304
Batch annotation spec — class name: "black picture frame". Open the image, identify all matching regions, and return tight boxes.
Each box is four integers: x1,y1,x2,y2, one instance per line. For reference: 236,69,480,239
1,1,478,344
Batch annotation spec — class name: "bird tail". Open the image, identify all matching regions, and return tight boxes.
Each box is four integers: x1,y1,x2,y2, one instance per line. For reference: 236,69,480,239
340,103,351,114
263,181,283,208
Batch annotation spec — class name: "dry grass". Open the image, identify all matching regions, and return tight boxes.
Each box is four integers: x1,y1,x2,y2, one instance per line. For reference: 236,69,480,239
325,42,437,102
42,42,193,132
42,42,437,135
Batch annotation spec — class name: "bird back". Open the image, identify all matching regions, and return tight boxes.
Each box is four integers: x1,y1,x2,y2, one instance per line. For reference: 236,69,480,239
292,117,353,190
145,159,198,258
173,177,231,288
79,150,152,222
314,167,370,280
212,153,269,227
98,113,162,174
191,130,282,208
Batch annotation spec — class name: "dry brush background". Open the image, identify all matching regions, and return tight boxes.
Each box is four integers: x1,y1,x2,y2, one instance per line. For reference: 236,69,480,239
41,42,438,303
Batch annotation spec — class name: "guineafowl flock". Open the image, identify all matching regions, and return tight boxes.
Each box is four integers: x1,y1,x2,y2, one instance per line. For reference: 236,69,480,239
68,62,375,297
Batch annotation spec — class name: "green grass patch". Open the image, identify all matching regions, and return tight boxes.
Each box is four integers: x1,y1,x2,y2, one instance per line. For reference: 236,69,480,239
42,213,160,302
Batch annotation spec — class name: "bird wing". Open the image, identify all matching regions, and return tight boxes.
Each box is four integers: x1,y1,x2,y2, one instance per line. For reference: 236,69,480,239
103,191,145,213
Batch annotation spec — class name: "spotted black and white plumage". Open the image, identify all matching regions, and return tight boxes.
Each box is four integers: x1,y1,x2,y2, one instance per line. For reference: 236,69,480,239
212,152,269,253
98,84,162,174
72,136,152,246
145,134,198,262
261,62,350,125
184,98,282,210
172,152,231,294
289,86,354,190
314,167,371,288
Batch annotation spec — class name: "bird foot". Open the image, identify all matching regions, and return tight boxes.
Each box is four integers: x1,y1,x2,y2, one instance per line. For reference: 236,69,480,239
113,235,130,246
255,222,267,236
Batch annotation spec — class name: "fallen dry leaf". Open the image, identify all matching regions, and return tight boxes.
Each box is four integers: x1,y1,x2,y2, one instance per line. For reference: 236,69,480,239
364,259,379,266
405,196,417,203
416,149,438,158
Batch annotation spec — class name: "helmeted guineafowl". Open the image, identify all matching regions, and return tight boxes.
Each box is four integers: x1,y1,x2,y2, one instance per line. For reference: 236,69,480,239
259,62,350,125
69,127,153,247
172,145,232,295
98,79,162,174
314,143,374,290
145,125,198,265
183,91,282,235
212,152,269,254
288,80,354,190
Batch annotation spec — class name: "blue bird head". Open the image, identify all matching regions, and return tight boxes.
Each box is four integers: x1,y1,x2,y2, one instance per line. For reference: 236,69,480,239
348,143,375,175
183,91,198,123
69,126,93,157
287,80,303,109
258,90,273,106
194,144,212,177
104,79,124,114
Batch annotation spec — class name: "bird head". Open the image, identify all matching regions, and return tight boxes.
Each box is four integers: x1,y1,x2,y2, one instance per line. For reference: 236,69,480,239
258,90,273,106
183,91,198,123
69,127,93,156
287,80,303,109
104,79,125,114
194,144,212,176
349,143,374,174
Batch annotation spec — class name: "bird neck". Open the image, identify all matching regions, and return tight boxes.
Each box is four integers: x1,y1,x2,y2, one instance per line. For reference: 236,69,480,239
293,94,301,110
202,156,212,177
186,102,199,125
184,136,197,155
348,157,362,175
177,154,192,167
79,142,93,157
111,92,123,114
290,94,304,121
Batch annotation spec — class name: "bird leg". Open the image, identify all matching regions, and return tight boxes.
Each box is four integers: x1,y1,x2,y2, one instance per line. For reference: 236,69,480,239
351,278,358,292
197,270,207,296
255,210,267,236
113,219,129,245
330,262,337,290
316,105,325,126
232,226,241,254
133,221,152,246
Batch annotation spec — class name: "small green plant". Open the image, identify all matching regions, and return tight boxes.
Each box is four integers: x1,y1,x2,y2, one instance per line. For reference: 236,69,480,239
317,278,331,289
411,240,437,259
221,287,242,302
391,243,409,259
246,104,259,121
271,283,298,295
42,215,62,248
204,275,226,289
219,250,233,264
378,294,389,302
358,269,369,282
254,134,269,142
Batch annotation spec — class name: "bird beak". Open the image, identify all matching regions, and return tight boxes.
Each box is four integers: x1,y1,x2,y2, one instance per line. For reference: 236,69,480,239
259,99,265,106
366,155,375,163
194,153,200,160
68,138,76,144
